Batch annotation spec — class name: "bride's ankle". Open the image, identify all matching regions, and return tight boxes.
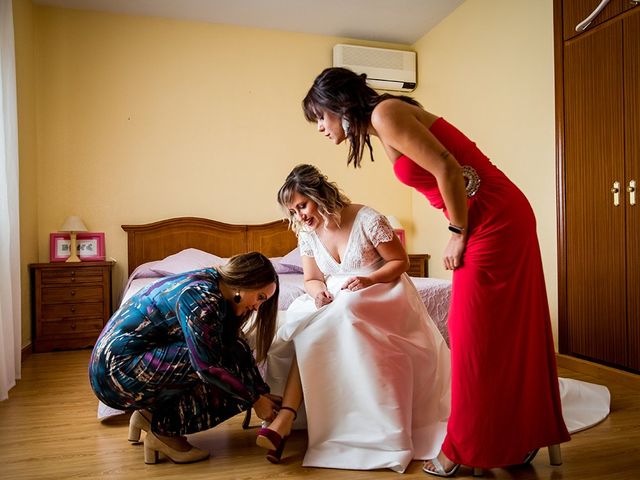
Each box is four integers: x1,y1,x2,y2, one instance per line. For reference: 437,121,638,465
270,411,295,436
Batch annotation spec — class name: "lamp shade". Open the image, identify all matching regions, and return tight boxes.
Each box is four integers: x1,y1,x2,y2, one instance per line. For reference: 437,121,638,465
59,216,88,233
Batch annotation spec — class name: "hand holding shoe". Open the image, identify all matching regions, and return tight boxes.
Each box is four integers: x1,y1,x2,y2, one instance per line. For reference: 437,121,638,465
253,394,281,422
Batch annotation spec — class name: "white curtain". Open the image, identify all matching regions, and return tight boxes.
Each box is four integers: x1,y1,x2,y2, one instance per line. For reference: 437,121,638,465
0,0,22,401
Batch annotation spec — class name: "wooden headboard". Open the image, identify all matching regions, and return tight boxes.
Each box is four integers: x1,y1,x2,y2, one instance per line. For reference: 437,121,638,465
121,217,297,275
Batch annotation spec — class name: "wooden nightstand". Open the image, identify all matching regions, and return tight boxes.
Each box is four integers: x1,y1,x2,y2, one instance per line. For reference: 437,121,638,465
408,254,430,277
29,261,114,353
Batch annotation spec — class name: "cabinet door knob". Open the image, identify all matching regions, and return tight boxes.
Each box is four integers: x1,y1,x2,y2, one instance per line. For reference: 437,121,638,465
611,181,621,206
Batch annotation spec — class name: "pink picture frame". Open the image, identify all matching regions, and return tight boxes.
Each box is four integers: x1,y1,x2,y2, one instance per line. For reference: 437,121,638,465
393,228,406,248
49,232,106,262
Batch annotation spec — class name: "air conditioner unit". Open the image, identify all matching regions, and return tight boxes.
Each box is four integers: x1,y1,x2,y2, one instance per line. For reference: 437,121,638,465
332,44,417,92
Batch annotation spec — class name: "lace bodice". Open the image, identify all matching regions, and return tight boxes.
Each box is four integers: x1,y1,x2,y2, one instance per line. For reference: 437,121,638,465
298,206,394,277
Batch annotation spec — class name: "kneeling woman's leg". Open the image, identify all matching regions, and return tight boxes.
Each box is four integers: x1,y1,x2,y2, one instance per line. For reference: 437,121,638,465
152,381,248,437
90,343,247,463
142,382,248,464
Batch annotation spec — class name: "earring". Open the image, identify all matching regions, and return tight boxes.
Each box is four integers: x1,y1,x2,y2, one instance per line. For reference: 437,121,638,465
341,117,350,136
233,291,241,304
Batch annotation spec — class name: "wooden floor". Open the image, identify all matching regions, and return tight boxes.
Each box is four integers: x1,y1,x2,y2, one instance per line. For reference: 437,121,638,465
1,351,639,480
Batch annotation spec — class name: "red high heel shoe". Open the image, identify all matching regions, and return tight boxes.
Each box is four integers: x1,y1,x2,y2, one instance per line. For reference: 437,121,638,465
266,437,289,464
255,406,297,463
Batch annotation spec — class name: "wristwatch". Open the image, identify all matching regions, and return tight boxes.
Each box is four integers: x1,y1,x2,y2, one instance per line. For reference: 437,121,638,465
448,223,465,235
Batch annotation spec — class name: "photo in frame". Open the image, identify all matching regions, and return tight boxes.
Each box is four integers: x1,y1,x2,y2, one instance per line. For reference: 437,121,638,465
49,232,106,262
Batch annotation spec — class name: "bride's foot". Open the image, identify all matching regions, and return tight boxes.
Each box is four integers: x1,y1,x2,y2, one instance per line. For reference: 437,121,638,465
423,451,460,477
260,405,296,441
256,406,297,463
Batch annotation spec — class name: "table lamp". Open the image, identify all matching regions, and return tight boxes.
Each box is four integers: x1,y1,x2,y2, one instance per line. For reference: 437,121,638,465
60,216,88,263
386,215,406,248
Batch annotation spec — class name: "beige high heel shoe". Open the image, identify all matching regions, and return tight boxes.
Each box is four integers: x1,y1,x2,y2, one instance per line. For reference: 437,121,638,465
548,444,562,466
143,431,210,464
128,410,151,443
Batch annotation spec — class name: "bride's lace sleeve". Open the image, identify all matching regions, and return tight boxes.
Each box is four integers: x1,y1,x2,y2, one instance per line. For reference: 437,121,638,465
365,212,395,247
298,232,315,257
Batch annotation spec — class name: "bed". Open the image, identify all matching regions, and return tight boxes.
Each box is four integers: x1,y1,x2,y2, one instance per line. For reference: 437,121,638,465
118,216,452,339
97,216,452,420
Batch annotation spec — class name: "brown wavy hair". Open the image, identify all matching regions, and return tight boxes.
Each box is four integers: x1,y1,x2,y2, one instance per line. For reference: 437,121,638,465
217,251,279,363
277,164,351,234
303,67,421,168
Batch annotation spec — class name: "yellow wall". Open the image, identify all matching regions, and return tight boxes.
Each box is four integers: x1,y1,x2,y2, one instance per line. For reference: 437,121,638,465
13,0,39,348
14,1,559,347
14,5,413,346
411,0,559,341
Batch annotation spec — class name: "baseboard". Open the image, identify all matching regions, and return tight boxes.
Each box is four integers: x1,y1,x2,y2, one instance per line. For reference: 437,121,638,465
556,353,640,392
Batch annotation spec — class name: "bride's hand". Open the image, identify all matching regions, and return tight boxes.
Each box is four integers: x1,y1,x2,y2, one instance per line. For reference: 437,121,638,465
342,276,373,291
314,290,334,308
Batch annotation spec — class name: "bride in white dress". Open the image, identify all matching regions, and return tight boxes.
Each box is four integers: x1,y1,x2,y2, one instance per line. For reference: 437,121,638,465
255,164,451,472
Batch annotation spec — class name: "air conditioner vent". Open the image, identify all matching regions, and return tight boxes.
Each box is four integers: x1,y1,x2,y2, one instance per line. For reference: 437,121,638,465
333,44,417,92
341,47,406,70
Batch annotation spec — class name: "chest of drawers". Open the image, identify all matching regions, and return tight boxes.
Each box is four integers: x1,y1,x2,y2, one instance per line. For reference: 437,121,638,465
408,254,430,278
29,261,114,352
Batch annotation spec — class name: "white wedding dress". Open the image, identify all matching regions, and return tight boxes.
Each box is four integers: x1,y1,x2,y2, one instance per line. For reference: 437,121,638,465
265,207,451,472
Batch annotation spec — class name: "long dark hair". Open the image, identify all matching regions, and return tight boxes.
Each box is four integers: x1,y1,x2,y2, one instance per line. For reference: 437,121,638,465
217,252,279,363
277,164,351,233
302,67,421,168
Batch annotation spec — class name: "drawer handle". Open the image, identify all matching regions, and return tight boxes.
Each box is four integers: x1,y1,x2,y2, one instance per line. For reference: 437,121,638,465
71,277,76,282
70,290,76,296
71,322,76,330
71,306,76,312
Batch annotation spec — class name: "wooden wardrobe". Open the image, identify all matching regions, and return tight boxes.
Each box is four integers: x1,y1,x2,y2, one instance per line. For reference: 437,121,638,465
554,0,639,371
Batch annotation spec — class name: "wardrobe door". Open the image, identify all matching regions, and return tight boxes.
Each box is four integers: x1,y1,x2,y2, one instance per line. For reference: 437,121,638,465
563,20,627,366
624,10,640,370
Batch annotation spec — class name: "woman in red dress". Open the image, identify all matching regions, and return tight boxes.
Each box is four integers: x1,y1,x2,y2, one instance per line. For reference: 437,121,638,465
302,67,570,476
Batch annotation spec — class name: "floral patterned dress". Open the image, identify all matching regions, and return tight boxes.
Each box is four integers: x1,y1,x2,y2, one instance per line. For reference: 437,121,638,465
89,268,269,436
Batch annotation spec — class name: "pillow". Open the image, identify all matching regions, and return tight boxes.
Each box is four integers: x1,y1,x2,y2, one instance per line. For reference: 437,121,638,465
150,248,224,276
277,248,303,274
269,256,289,274
129,260,164,280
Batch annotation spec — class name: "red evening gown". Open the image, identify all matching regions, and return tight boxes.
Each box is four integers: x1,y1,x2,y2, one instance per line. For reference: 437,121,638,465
393,117,570,468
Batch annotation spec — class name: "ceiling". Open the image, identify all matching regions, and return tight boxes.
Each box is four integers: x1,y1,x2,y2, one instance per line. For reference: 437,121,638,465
33,0,465,45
